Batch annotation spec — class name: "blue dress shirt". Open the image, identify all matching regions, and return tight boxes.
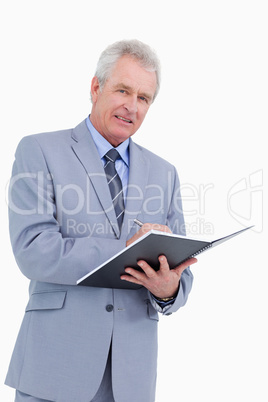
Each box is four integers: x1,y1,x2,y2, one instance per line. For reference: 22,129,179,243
86,116,129,199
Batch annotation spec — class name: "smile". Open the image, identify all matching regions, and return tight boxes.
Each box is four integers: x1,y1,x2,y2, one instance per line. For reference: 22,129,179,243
115,115,132,123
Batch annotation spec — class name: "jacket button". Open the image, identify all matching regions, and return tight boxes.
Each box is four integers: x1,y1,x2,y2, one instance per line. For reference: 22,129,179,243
106,304,114,312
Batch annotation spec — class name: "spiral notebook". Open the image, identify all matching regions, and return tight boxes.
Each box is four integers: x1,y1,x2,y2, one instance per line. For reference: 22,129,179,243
77,226,252,290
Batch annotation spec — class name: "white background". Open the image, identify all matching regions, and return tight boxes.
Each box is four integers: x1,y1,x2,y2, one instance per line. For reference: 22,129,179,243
1,1,267,401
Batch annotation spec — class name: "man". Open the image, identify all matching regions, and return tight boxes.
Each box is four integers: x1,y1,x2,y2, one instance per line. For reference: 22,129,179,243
6,39,197,402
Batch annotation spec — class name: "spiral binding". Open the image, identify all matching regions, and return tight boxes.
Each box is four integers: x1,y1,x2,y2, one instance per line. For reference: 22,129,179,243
191,243,212,258
177,243,212,267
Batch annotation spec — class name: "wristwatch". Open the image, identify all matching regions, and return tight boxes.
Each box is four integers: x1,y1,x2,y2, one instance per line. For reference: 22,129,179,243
155,296,175,302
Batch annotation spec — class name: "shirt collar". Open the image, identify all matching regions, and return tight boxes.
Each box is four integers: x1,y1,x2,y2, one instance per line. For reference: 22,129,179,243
86,115,129,167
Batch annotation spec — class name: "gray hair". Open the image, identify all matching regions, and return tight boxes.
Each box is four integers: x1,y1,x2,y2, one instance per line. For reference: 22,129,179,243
93,39,161,102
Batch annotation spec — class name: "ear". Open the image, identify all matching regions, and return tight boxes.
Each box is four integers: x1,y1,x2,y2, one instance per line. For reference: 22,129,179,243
91,76,100,103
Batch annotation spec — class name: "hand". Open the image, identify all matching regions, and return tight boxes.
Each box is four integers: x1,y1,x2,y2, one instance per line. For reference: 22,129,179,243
121,255,197,299
126,223,172,247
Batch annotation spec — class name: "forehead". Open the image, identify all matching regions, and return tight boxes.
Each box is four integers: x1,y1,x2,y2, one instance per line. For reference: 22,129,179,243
107,56,157,96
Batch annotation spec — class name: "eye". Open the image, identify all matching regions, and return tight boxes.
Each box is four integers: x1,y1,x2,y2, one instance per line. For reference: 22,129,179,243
119,89,126,94
139,96,148,103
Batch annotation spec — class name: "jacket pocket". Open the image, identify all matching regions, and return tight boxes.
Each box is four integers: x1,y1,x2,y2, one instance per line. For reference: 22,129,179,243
25,290,67,312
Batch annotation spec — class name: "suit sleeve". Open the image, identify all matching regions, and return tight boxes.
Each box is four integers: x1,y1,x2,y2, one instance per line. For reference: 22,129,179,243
8,136,126,285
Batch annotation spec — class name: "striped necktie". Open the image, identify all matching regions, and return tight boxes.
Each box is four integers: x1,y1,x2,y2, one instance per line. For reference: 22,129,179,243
104,149,125,230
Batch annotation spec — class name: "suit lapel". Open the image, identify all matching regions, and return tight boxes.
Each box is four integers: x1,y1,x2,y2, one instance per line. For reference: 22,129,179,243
71,120,120,238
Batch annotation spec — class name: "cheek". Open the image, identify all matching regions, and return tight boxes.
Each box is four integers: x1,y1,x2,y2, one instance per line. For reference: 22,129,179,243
108,93,122,107
137,106,150,123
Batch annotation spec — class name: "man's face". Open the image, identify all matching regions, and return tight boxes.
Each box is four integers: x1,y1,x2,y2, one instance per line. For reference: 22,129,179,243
90,55,157,147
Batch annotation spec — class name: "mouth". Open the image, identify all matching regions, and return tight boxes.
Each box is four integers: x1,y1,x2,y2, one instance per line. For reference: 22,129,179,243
115,115,133,124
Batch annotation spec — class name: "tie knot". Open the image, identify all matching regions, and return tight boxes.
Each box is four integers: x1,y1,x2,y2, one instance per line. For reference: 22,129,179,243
105,148,120,163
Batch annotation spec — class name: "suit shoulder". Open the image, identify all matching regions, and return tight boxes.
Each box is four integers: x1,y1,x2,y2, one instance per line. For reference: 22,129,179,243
16,120,87,152
132,141,176,171
19,127,73,148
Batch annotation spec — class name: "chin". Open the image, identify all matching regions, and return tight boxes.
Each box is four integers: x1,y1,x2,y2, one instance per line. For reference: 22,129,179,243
111,129,134,143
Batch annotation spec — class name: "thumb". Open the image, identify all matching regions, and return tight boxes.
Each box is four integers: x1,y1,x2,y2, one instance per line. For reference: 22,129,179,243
173,257,197,276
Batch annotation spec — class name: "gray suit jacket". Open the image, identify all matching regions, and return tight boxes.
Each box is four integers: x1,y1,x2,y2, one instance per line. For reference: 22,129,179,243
5,119,193,402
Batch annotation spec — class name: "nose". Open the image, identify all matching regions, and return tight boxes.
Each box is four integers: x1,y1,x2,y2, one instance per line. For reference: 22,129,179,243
124,95,138,114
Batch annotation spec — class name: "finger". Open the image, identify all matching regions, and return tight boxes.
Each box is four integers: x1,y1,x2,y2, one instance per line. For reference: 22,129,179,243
158,255,170,272
142,223,155,233
151,224,172,233
121,274,144,285
137,260,156,279
123,267,147,282
126,225,151,247
185,257,198,267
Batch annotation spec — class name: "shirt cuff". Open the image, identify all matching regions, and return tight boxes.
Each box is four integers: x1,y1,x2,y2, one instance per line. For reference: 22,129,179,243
150,294,175,313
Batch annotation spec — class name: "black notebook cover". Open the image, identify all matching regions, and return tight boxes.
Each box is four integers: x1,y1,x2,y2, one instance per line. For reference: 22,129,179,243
77,226,252,290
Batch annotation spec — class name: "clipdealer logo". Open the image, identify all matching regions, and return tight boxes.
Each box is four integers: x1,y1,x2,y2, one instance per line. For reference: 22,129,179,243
227,169,263,233
6,169,263,234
